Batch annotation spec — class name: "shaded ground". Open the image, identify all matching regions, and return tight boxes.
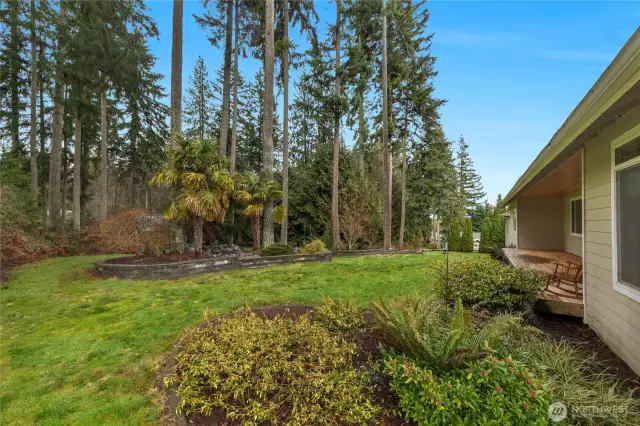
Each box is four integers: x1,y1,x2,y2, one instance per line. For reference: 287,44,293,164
531,312,640,392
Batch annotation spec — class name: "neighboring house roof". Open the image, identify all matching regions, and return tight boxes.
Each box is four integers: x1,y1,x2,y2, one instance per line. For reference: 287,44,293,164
502,29,640,206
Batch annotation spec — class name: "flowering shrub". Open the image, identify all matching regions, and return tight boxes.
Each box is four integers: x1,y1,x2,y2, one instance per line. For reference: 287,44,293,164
385,354,551,425
434,257,545,309
165,309,379,424
314,297,366,334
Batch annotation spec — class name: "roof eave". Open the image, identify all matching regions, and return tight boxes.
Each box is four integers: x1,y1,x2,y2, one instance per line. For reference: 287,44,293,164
501,29,640,207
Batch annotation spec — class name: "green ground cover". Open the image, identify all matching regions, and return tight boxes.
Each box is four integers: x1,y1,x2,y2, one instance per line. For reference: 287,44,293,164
0,252,480,425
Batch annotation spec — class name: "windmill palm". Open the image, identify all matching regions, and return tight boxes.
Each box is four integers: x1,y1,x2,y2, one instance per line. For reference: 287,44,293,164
150,137,234,255
234,171,285,250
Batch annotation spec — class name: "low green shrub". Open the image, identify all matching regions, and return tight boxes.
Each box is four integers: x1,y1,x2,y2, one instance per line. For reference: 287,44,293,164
515,336,640,426
165,309,379,424
260,243,295,257
434,257,545,309
301,238,329,254
314,297,366,334
385,353,551,425
371,296,523,372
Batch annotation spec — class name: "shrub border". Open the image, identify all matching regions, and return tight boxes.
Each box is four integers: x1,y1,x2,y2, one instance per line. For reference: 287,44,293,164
94,249,426,280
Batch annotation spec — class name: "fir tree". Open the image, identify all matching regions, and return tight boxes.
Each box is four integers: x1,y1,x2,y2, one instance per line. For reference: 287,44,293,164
183,56,216,141
456,135,485,214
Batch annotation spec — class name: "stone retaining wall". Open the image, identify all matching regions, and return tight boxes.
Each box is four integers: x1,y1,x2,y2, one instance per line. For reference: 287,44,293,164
94,252,333,280
94,249,426,280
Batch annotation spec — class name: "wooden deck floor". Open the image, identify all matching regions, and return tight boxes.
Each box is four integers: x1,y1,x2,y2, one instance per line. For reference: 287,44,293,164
503,248,584,317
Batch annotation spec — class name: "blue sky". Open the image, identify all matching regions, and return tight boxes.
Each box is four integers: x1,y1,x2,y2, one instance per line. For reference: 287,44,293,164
145,0,640,203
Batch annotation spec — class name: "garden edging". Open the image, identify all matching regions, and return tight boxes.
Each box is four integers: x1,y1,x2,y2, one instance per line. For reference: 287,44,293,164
94,249,426,280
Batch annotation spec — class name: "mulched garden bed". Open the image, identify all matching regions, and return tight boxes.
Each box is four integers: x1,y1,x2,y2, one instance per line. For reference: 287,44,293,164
530,312,640,393
162,304,412,426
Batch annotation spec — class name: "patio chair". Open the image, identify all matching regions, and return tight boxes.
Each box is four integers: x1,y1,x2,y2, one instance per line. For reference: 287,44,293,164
547,261,583,297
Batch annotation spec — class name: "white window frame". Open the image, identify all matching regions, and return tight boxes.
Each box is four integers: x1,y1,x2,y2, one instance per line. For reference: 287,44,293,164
512,208,517,233
569,196,583,237
611,124,640,303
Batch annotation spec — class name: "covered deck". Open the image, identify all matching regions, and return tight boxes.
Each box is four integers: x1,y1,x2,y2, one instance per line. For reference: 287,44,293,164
503,248,583,318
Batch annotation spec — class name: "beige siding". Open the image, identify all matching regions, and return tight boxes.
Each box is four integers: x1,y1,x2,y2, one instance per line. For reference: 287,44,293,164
505,200,517,248
583,107,640,376
563,191,582,256
517,196,564,251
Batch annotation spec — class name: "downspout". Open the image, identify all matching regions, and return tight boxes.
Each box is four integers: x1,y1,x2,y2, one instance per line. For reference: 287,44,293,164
581,146,587,322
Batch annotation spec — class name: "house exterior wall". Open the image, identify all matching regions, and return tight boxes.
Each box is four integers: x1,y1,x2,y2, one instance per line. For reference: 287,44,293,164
505,200,517,248
583,107,640,375
563,191,582,256
517,196,564,251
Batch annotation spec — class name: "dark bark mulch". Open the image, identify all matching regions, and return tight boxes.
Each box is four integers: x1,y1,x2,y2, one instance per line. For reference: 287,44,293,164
172,305,410,426
530,312,640,392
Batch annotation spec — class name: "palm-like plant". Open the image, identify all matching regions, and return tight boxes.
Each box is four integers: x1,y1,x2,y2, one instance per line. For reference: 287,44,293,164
234,171,285,250
150,136,234,255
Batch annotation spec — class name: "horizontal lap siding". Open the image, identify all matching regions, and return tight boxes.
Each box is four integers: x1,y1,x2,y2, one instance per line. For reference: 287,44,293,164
583,108,640,375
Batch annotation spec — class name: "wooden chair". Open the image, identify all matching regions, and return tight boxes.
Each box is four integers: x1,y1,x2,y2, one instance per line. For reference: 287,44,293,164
547,261,583,297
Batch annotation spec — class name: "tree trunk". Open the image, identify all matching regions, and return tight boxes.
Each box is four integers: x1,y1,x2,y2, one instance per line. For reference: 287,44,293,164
280,1,289,245
381,0,391,249
9,0,20,152
251,215,261,250
61,128,68,227
230,0,240,174
98,90,108,220
262,0,275,248
357,91,365,178
29,0,38,200
73,117,81,231
193,216,204,255
47,2,66,231
130,107,137,207
331,0,341,249
399,143,407,246
170,0,183,144
39,38,46,212
219,0,233,157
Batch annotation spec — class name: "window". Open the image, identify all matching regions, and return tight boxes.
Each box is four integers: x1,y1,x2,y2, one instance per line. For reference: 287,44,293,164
570,197,582,236
512,209,517,232
613,135,640,300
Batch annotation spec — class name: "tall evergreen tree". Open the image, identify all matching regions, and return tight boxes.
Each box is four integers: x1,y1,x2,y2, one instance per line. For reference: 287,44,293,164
381,0,391,249
46,1,66,231
456,135,485,214
331,0,342,249
171,0,183,142
262,0,275,247
183,56,216,141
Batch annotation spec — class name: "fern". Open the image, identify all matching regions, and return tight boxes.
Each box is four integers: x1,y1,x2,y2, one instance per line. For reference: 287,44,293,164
371,295,524,372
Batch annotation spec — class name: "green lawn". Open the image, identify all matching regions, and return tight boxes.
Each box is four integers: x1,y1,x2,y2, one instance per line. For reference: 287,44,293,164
0,252,479,425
